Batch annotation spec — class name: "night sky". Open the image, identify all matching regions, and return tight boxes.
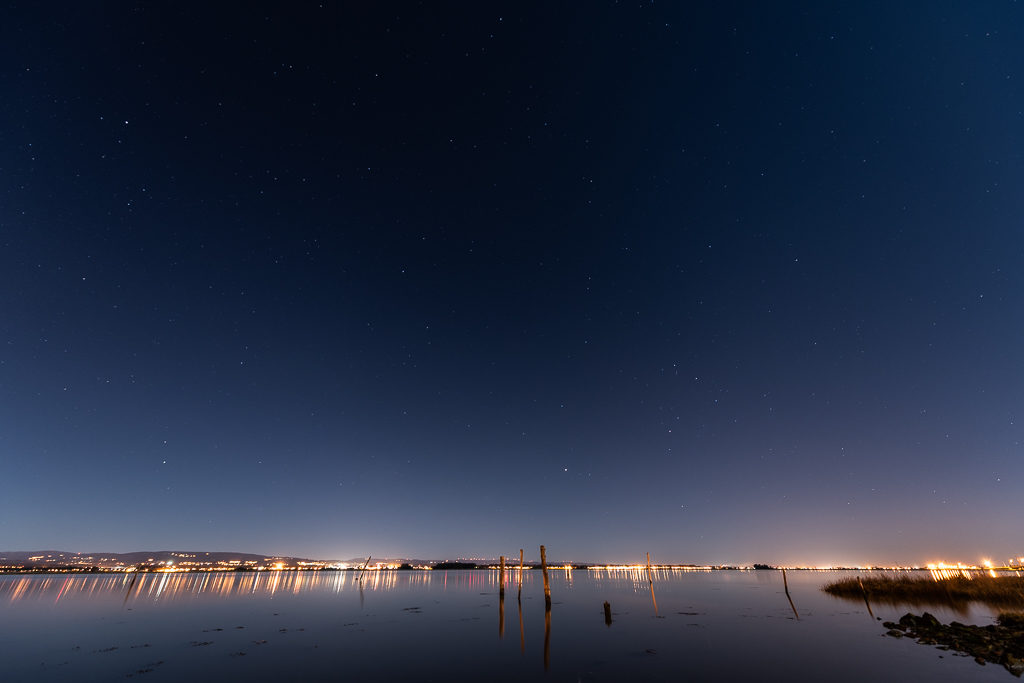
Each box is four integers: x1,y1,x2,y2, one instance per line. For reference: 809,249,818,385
3,3,1022,567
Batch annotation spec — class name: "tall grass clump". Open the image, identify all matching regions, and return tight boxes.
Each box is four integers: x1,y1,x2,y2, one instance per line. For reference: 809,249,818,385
823,573,1024,608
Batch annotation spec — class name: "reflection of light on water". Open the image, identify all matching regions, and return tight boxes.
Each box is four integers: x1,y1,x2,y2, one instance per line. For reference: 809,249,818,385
155,572,168,599
927,562,976,581
1,570,442,604
588,566,712,593
589,565,714,572
925,557,1024,580
5,567,690,604
925,562,993,581
54,577,72,604
11,561,1018,605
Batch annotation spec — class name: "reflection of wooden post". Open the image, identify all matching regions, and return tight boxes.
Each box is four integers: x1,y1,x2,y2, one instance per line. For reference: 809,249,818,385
543,601,551,671
500,556,505,598
518,549,524,600
647,552,658,615
499,588,505,639
123,571,140,606
604,601,612,627
857,575,875,619
540,545,551,610
518,591,524,653
782,569,799,620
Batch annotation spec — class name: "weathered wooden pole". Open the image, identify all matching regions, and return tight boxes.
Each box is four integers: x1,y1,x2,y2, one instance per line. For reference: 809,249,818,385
357,556,371,582
518,548,524,600
499,555,505,598
540,545,551,610
647,552,658,615
603,600,612,627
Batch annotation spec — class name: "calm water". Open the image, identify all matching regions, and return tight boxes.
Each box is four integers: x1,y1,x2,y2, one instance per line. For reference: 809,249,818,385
0,569,1011,681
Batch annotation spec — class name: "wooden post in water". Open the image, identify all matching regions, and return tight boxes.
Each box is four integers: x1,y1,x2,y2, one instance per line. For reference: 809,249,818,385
518,548,524,600
857,575,875,619
603,601,612,627
357,556,371,582
499,556,505,598
540,545,551,610
646,552,654,585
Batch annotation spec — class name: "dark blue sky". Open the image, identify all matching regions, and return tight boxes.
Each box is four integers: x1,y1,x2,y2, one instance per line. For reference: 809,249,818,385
2,2,1022,566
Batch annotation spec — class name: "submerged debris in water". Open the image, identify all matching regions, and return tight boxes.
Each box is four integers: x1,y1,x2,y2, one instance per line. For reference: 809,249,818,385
126,661,163,678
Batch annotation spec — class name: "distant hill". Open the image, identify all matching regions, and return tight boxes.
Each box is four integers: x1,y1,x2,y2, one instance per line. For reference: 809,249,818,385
340,557,434,567
0,550,319,568
2,551,543,570
433,561,478,570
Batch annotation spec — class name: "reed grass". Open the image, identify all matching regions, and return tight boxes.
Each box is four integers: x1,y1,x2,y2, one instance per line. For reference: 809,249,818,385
823,573,1024,608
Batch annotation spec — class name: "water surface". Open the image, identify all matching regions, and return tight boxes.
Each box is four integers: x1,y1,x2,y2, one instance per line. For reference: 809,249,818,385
0,569,1010,681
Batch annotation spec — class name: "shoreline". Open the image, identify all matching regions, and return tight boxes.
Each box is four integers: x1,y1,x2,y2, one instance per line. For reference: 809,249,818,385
0,565,986,576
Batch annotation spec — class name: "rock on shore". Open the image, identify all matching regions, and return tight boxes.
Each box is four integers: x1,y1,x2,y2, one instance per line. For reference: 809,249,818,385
883,612,1024,677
